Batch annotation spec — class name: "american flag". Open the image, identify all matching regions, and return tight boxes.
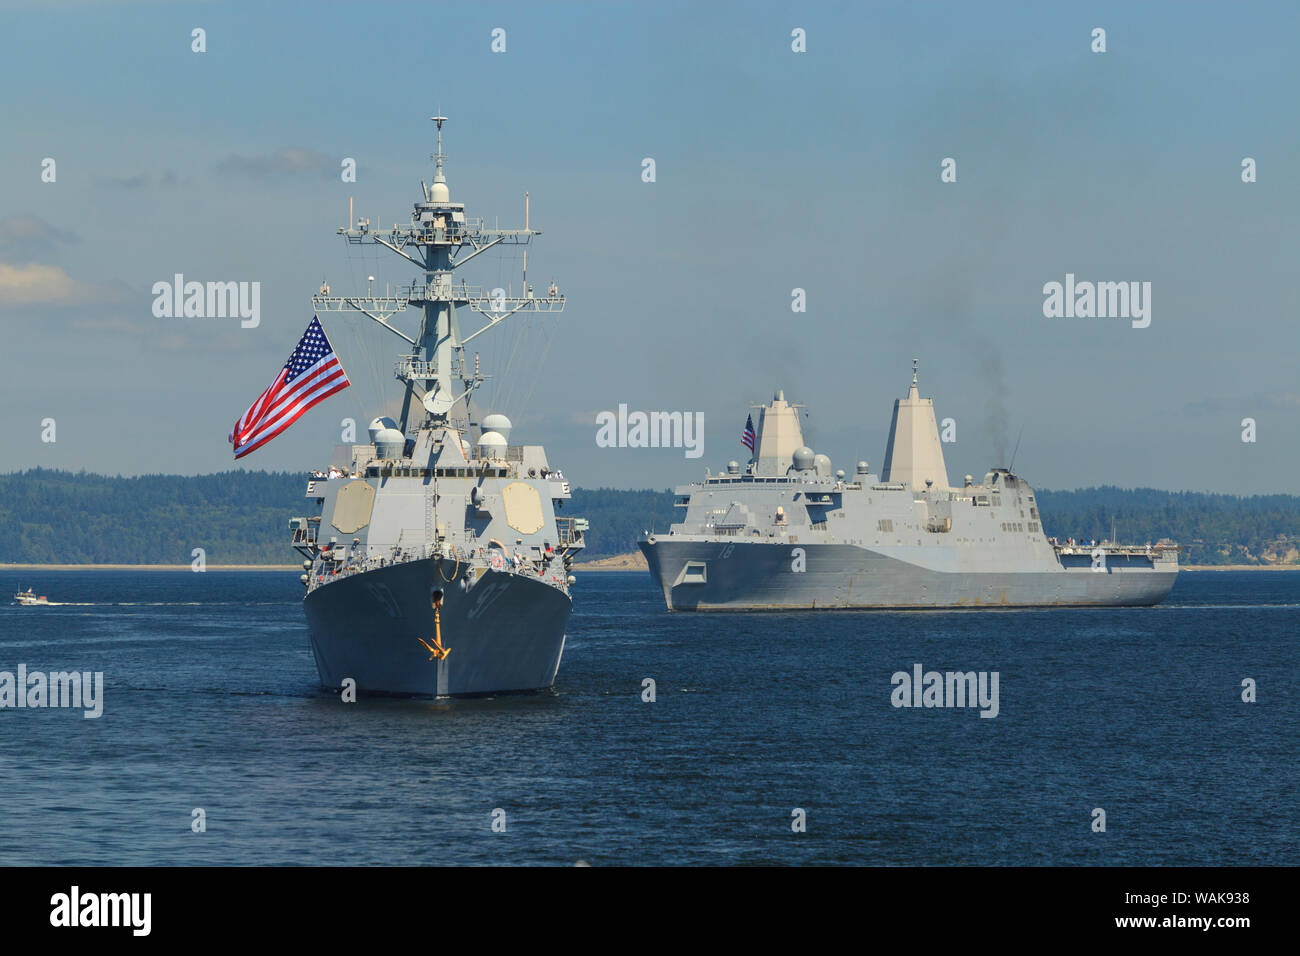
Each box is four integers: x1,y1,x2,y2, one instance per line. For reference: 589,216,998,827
741,413,756,453
229,316,350,459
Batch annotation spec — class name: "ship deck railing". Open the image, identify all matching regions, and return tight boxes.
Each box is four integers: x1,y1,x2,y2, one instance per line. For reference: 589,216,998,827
306,540,569,593
555,517,585,547
339,219,486,245
702,475,860,487
1051,542,1178,556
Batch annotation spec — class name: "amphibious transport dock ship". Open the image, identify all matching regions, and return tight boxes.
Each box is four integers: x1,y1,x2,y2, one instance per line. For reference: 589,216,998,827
289,116,586,695
639,363,1177,611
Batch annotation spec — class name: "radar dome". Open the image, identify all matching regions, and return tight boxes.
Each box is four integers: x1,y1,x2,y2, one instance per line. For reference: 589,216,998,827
482,413,512,443
727,460,740,475
792,447,814,471
478,430,507,460
431,181,450,203
368,416,399,440
813,453,832,476
368,417,405,459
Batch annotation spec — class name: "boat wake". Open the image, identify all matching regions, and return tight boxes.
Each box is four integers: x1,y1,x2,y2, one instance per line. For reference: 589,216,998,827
1156,602,1300,610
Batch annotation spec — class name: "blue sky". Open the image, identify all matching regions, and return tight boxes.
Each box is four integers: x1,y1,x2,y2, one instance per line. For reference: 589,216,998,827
1,0,1296,493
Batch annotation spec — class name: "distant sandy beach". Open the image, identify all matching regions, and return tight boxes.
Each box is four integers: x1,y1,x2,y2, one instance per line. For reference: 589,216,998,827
1183,564,1300,571
574,552,649,572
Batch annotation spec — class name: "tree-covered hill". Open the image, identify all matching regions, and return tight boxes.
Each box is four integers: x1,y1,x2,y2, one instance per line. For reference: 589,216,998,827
0,468,303,565
1036,486,1300,566
0,469,1295,565
566,487,676,556
0,469,677,564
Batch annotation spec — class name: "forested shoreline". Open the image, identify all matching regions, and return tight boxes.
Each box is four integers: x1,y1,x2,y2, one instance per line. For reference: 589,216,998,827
1,469,1296,566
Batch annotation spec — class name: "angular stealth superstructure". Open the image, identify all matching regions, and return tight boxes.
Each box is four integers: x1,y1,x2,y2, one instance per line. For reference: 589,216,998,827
881,364,950,492
639,362,1178,611
752,390,806,476
289,116,585,694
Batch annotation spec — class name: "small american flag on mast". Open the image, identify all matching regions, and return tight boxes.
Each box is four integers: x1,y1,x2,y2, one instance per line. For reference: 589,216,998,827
741,413,756,453
229,316,351,459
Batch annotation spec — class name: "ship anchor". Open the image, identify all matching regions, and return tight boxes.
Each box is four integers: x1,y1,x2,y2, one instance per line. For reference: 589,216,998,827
417,588,451,661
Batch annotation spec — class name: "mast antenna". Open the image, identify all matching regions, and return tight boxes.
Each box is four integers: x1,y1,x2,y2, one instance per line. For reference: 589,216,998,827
431,114,448,181
522,192,530,294
1009,424,1025,472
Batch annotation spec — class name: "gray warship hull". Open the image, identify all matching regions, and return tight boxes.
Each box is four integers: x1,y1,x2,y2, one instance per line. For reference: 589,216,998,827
286,114,585,698
640,538,1176,611
303,556,571,696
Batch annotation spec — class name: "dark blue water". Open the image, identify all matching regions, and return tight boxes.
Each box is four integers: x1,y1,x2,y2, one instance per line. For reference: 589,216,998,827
0,569,1294,865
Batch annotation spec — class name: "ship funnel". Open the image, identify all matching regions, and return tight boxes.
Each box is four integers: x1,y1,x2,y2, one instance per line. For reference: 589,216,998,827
880,361,950,491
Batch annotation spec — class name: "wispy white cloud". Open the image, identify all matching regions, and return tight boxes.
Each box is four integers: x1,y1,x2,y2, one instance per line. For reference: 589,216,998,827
94,170,180,190
0,216,78,261
70,317,149,335
216,147,336,179
0,263,105,306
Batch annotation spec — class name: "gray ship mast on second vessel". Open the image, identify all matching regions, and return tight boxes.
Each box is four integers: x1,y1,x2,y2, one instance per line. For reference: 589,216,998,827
289,115,586,696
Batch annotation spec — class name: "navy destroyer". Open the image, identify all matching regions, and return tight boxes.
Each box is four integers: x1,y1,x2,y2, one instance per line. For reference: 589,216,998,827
289,116,585,695
639,363,1177,610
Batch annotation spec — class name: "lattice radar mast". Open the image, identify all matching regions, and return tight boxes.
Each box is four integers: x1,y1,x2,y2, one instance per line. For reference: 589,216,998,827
312,114,565,434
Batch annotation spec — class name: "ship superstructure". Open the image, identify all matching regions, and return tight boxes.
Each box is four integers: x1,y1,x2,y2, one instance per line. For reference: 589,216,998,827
290,116,585,695
13,588,49,606
639,363,1178,610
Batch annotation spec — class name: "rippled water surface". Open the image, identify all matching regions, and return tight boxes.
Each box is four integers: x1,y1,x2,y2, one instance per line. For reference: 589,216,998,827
0,569,1294,865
